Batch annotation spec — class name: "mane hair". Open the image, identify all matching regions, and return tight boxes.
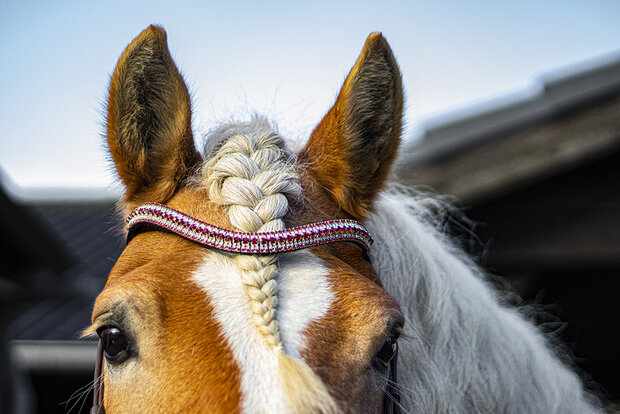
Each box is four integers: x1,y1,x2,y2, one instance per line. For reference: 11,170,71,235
199,118,339,413
365,187,602,413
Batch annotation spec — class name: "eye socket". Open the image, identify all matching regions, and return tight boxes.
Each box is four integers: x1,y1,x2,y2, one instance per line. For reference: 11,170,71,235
98,327,130,364
372,333,399,373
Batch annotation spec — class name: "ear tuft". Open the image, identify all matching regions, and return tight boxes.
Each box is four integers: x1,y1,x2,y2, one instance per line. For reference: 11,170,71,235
301,33,403,219
107,25,200,211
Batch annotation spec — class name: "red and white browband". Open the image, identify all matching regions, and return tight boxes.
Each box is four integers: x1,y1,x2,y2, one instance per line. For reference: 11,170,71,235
126,203,373,254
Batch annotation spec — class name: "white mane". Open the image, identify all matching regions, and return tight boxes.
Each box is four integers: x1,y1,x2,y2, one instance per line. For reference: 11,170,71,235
365,188,601,413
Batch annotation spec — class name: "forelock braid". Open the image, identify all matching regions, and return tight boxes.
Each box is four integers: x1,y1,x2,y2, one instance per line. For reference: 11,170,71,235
203,129,301,352
202,120,339,413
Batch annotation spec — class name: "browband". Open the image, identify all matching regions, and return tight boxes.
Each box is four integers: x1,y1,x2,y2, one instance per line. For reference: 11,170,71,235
126,202,373,254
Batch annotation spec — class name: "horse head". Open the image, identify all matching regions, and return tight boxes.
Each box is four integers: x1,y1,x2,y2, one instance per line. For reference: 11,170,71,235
88,25,602,414
87,25,404,413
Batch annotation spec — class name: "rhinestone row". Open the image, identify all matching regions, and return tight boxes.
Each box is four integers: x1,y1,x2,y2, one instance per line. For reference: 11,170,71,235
126,202,373,254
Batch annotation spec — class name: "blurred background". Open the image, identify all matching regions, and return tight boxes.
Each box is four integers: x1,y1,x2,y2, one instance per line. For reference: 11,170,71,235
1,1,619,412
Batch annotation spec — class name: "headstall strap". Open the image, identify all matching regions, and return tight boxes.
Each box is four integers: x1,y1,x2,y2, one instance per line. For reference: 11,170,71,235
125,202,373,254
384,346,402,414
91,339,105,414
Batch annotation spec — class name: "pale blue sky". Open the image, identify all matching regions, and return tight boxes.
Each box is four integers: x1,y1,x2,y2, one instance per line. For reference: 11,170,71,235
1,1,619,189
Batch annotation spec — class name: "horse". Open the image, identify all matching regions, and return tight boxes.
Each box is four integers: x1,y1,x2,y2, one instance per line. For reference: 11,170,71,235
85,25,602,413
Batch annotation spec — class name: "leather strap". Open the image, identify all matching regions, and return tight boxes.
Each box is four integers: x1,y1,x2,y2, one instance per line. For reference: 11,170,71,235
91,340,105,414
383,346,402,414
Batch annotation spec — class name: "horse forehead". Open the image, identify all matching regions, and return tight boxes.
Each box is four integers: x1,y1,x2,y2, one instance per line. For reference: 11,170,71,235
192,249,334,411
104,188,388,409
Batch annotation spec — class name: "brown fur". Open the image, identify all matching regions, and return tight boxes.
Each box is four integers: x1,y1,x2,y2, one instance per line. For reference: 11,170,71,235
300,33,403,219
91,189,242,413
291,165,404,412
303,252,403,412
92,26,405,413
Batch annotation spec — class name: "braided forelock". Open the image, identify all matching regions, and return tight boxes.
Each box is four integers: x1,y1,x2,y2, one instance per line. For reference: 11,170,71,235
201,120,339,413
203,121,301,349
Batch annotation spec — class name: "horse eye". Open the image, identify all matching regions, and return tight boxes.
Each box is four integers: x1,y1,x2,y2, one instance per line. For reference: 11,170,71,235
372,334,398,373
99,327,130,364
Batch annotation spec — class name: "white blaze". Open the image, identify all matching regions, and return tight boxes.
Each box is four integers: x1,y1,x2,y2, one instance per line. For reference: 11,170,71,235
192,249,333,413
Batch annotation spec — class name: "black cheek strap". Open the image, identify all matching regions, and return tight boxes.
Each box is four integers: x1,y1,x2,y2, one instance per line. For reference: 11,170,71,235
91,340,105,414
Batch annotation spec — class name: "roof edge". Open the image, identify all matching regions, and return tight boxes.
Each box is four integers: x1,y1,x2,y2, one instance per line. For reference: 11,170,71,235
402,49,620,167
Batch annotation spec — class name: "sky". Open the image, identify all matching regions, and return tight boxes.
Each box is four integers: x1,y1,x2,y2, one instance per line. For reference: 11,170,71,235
1,0,619,192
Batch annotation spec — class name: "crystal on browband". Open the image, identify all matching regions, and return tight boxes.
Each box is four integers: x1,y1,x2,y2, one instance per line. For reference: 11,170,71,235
126,202,373,254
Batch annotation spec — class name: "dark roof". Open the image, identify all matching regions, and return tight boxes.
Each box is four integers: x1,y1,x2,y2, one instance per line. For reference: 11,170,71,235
1,182,125,340
0,181,73,278
397,50,620,203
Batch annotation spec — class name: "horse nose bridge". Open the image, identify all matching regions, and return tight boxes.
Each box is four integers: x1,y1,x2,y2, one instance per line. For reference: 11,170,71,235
190,248,336,412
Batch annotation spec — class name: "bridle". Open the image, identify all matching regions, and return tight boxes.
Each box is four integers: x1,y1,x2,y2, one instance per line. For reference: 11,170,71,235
91,202,401,414
91,341,104,414
384,347,402,414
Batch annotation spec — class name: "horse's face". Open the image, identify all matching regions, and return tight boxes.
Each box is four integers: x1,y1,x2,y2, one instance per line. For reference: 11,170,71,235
91,188,404,413
88,25,404,413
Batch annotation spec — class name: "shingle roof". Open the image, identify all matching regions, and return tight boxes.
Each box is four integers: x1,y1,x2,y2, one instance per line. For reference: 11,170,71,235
7,199,125,340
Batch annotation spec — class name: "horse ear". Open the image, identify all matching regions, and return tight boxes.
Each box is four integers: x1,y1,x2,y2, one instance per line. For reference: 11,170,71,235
107,25,200,211
300,33,403,219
